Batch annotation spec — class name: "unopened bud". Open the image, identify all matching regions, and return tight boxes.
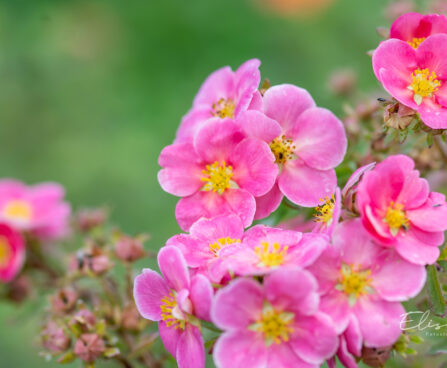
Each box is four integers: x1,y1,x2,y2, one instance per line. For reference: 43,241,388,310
42,321,71,354
51,287,78,314
74,333,105,363
115,235,146,262
384,102,415,130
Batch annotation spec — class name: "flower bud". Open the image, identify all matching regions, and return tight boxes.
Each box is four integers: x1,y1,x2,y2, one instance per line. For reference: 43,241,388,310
74,333,105,363
71,308,97,331
51,287,78,314
42,321,71,354
384,102,415,130
121,302,142,331
361,346,391,367
6,274,31,303
384,0,415,21
76,208,107,232
115,235,145,262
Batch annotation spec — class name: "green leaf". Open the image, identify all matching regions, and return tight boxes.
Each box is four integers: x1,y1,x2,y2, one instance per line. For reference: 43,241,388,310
57,351,76,364
427,133,434,147
427,265,446,316
104,347,120,358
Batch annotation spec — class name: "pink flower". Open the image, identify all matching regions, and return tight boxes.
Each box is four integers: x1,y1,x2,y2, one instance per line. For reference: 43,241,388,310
176,59,261,143
0,223,25,282
390,12,447,49
327,317,361,368
356,155,447,265
211,267,338,368
372,34,447,129
243,84,346,219
224,225,328,276
308,219,426,347
166,214,245,284
0,180,71,241
312,187,342,237
158,119,278,231
133,246,213,368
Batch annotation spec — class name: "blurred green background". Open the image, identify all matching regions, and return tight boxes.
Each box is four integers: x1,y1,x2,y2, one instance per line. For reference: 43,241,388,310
0,0,425,366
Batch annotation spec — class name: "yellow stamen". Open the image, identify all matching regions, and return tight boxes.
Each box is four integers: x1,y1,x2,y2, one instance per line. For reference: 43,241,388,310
336,264,372,306
408,37,426,49
201,161,233,194
254,242,288,268
384,201,409,236
211,98,235,119
249,303,294,346
314,195,335,225
160,292,185,330
0,236,12,269
269,135,296,165
209,237,241,256
408,68,441,105
2,200,32,222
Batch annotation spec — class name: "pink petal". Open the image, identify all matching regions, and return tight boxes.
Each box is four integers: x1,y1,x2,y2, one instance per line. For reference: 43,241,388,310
235,110,282,142
353,297,404,348
344,316,362,357
211,278,263,330
133,269,170,321
264,267,319,316
175,108,212,144
254,183,283,220
159,321,182,357
372,250,426,301
407,192,447,232
268,343,314,368
417,34,447,78
337,337,359,368
231,138,278,197
190,274,213,321
190,214,245,242
292,107,347,170
213,331,267,368
394,233,440,265
176,325,205,368
234,58,261,116
319,291,351,334
166,234,210,268
289,313,338,365
419,108,447,129
29,182,65,201
342,162,375,198
286,233,328,268
158,246,190,291
175,189,256,231
193,66,235,107
279,161,336,207
263,84,316,136
158,143,203,197
248,90,263,111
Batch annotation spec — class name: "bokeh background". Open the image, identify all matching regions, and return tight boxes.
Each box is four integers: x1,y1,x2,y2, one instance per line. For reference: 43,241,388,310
0,0,429,366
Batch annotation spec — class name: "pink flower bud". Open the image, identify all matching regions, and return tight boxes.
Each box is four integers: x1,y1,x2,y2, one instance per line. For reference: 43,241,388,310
71,308,97,330
42,321,71,354
384,0,415,21
76,208,107,232
115,236,145,262
328,68,357,96
51,287,78,314
74,333,105,363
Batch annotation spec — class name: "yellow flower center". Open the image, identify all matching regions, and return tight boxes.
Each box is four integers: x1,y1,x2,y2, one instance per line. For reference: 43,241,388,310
314,195,335,225
2,200,32,222
250,303,294,346
160,292,185,330
336,264,372,306
269,136,296,165
408,68,441,105
211,98,235,119
384,201,409,236
254,242,288,268
408,37,426,49
209,237,241,256
0,236,12,269
201,161,234,194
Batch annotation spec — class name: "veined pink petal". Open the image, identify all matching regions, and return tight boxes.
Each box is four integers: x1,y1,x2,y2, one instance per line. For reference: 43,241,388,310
394,233,440,265
235,110,282,143
158,321,183,357
176,325,205,368
158,246,190,291
190,274,213,321
254,183,283,220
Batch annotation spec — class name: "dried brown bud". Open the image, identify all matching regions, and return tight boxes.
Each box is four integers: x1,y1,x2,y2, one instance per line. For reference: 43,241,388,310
51,287,78,314
361,346,391,367
6,275,32,303
42,321,71,354
70,246,113,276
74,333,105,363
115,235,145,262
71,308,97,331
384,102,415,130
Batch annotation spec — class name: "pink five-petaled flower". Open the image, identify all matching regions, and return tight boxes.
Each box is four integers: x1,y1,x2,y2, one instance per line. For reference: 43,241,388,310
372,33,447,129
175,59,261,143
224,225,328,276
0,223,25,283
133,246,213,368
390,12,447,49
0,179,71,241
249,84,347,219
158,118,278,231
166,214,244,284
308,219,426,348
356,155,447,265
211,267,338,368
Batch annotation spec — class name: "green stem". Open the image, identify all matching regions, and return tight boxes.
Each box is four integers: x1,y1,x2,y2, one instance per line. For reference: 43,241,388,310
201,320,222,333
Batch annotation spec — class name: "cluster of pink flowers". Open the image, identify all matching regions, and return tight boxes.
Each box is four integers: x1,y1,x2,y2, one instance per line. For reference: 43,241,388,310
0,180,70,282
373,12,447,129
134,53,447,368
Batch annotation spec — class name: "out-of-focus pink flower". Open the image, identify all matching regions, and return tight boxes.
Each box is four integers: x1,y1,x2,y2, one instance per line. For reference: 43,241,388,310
0,180,71,241
372,34,447,129
390,13,447,49
308,220,426,347
167,214,244,284
356,155,447,265
211,267,338,368
385,1,415,22
158,119,278,231
224,225,328,276
134,246,213,368
255,0,335,16
74,333,105,363
51,287,78,314
176,59,261,143
115,235,145,262
42,321,71,354
246,84,346,219
0,223,25,283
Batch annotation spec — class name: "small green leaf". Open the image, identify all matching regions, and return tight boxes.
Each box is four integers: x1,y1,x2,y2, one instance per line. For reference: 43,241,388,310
104,347,120,358
427,265,446,316
427,133,434,147
57,351,76,364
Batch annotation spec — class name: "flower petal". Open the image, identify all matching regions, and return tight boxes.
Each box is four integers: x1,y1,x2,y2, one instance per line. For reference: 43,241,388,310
176,325,205,368
158,246,190,291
